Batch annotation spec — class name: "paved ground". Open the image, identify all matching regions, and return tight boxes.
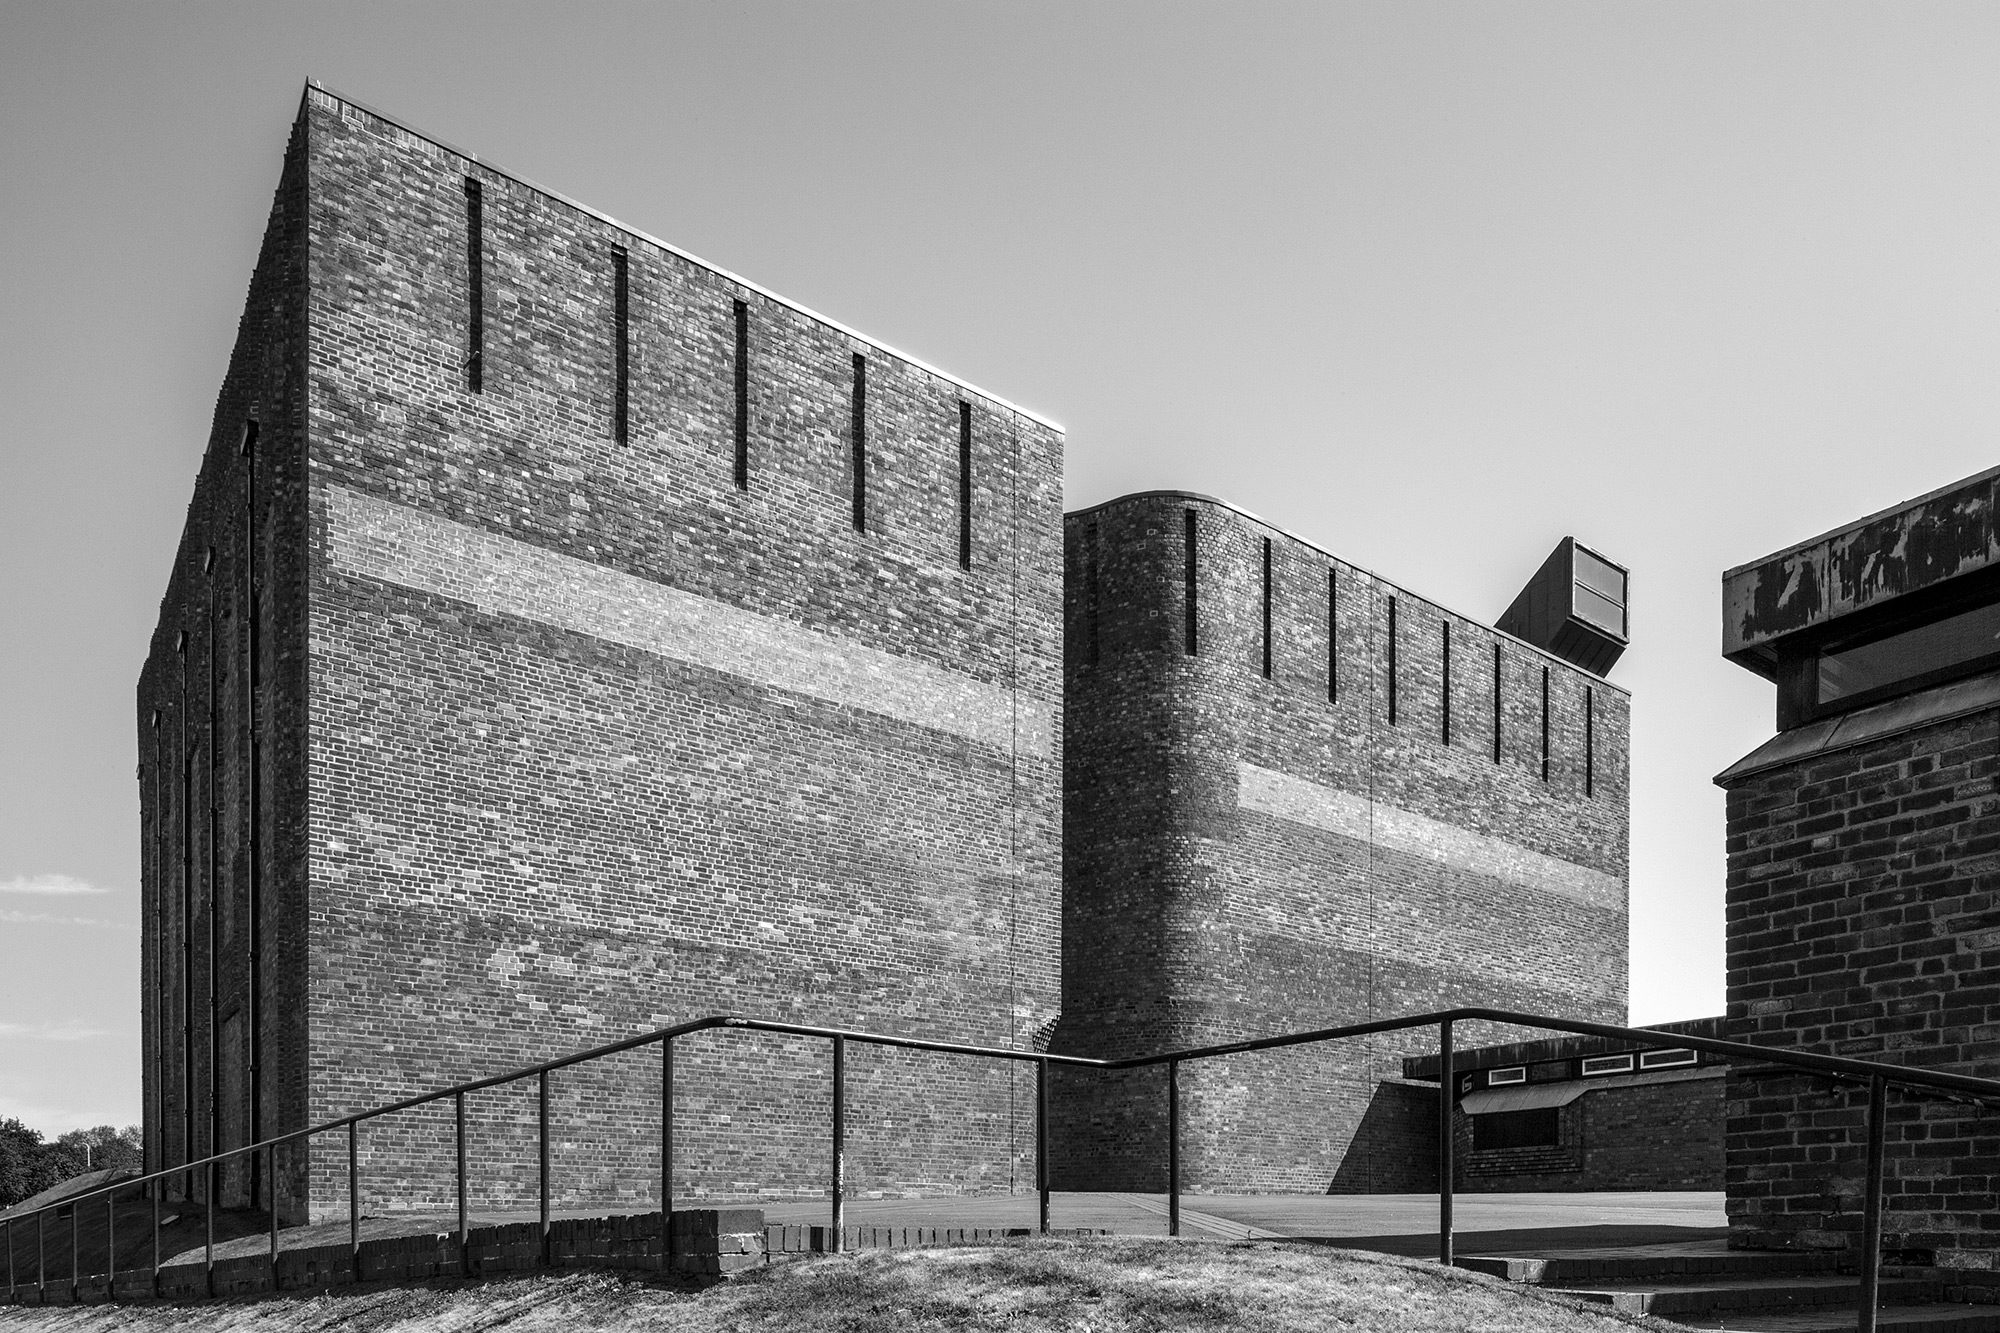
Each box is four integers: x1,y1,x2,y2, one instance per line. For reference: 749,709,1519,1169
120,1190,1724,1267
762,1190,1729,1256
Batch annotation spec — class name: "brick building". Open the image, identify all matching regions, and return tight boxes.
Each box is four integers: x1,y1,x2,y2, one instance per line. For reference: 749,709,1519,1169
137,84,1063,1223
1405,1018,1725,1192
140,85,1638,1221
1718,466,2000,1267
1051,493,1631,1192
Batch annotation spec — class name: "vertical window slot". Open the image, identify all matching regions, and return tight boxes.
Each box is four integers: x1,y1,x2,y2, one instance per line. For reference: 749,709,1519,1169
611,246,628,444
850,353,867,532
464,178,484,393
1183,509,1199,656
1327,569,1338,703
1491,643,1503,763
733,300,749,489
1540,666,1552,782
1441,621,1452,746
958,402,973,570
1585,686,1595,797
1387,596,1399,725
1086,522,1101,665
1261,537,1274,679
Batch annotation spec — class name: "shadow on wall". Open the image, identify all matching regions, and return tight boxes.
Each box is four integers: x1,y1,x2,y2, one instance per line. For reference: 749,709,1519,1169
1326,1081,1438,1195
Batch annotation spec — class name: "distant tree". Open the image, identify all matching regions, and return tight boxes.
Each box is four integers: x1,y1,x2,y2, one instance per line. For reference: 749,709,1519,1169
0,1122,143,1208
54,1125,142,1174
0,1118,68,1208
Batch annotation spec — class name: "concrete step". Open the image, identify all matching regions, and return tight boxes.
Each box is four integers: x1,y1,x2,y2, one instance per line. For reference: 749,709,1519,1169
1556,1275,1944,1317
1667,1305,2000,1332
1459,1248,1843,1284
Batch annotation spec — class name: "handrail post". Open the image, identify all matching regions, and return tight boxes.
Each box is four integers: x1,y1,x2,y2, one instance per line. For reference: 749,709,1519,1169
1438,1017,1454,1267
204,1159,214,1296
455,1092,468,1276
1860,1075,1887,1333
539,1070,551,1267
1036,1057,1050,1235
37,1207,44,1300
1167,1059,1181,1238
830,1036,845,1253
4,1216,12,1297
660,1036,674,1270
267,1143,279,1280
348,1122,360,1283
72,1198,80,1289
107,1191,116,1301
150,1187,160,1296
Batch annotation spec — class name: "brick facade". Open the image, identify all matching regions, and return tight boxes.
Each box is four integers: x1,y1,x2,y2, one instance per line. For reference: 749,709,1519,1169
1051,492,1630,1193
1721,707,2000,1266
139,86,1063,1223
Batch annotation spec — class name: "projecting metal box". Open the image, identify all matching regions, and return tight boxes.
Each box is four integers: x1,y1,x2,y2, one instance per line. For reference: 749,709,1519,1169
1497,537,1629,677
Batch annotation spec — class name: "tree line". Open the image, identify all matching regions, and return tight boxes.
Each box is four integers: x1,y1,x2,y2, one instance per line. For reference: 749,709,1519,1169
0,1120,142,1209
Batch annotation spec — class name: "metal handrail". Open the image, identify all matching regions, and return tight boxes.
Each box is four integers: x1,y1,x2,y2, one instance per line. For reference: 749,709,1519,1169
7,1005,1995,1333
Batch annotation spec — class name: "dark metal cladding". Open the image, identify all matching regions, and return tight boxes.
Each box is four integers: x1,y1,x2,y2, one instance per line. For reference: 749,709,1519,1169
1724,465,2000,675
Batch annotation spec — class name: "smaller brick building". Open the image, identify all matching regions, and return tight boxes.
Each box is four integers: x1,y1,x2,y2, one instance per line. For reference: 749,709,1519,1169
1405,1018,1726,1192
1718,464,2000,1267
1052,492,1632,1193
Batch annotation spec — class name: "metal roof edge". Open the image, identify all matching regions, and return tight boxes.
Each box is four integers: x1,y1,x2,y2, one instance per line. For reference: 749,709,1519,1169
1067,489,1633,695
301,80,1064,434
1714,669,2000,786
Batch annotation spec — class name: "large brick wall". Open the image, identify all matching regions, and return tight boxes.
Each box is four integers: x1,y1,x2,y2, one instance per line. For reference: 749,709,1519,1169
135,112,313,1216
140,86,1063,1223
1051,492,1629,1192
1721,703,2000,1267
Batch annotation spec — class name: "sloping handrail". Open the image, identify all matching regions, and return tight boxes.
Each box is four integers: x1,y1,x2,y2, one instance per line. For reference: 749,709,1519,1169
6,1005,1994,1333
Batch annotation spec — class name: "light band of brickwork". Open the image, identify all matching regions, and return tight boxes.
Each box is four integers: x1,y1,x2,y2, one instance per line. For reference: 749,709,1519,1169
1235,760,1623,915
325,486,1051,756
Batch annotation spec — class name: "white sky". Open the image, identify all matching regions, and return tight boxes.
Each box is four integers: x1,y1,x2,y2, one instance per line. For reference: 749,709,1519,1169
4,1,1999,1133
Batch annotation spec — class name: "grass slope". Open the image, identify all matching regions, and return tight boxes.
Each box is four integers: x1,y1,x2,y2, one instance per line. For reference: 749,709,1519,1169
0,1237,1679,1332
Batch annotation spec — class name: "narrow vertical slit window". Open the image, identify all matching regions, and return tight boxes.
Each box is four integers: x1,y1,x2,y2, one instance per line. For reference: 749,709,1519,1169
464,178,484,394
1327,569,1338,703
957,402,973,570
1183,509,1199,656
733,300,749,489
1540,666,1552,782
1585,686,1596,797
1491,643,1503,763
1441,621,1452,745
1086,522,1101,666
1261,537,1274,679
611,246,629,444
850,353,867,532
1387,596,1399,725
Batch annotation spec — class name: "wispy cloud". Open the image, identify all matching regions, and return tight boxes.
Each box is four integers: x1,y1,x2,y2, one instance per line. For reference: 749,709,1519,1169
0,907,135,930
0,874,110,897
0,1021,113,1043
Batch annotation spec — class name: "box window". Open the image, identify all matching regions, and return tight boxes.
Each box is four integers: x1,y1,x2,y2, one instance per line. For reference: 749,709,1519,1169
1486,1067,1526,1087
1580,1054,1634,1077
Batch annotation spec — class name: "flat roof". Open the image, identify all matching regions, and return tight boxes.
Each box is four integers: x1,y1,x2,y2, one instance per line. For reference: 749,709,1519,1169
303,80,1063,434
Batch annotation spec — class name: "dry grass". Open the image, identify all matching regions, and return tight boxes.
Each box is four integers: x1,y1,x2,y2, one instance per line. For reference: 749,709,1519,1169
0,1236,1679,1332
